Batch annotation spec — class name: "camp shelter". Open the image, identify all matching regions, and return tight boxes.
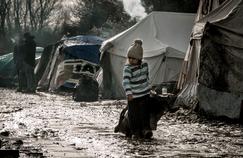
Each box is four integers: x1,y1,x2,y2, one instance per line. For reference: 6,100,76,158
0,47,43,87
36,35,103,91
176,0,243,120
100,11,195,99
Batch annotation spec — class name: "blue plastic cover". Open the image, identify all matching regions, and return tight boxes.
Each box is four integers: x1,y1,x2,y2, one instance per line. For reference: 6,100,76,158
63,45,101,64
62,35,104,64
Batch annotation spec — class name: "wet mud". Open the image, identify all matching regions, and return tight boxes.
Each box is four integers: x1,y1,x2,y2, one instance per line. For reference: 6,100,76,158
0,88,242,157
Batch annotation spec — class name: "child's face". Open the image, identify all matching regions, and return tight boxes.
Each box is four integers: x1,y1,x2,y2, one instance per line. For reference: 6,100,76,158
128,57,139,65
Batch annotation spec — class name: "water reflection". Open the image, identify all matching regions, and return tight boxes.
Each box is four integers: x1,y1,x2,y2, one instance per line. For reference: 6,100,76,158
0,88,242,157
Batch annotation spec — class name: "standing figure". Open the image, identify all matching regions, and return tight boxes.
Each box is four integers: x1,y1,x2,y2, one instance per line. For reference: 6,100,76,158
13,34,26,92
122,39,152,139
23,32,36,93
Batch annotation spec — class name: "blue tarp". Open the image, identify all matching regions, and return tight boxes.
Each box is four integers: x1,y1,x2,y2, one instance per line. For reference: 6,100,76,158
62,35,104,64
64,45,101,64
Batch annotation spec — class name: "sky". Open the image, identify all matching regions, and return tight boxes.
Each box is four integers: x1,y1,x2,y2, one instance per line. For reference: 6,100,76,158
122,0,147,19
63,0,147,20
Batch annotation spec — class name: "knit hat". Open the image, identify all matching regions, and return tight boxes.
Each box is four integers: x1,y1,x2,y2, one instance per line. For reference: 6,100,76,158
127,39,143,60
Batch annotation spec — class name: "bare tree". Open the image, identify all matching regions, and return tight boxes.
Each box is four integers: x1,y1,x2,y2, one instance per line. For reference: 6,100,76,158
0,0,11,38
5,0,60,33
24,0,59,31
6,0,24,33
0,0,63,52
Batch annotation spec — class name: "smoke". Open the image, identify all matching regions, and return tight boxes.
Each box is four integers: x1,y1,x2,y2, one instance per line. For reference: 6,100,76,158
122,0,147,19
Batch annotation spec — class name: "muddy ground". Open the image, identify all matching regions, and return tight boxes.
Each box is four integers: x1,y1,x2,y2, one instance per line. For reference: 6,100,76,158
0,87,242,158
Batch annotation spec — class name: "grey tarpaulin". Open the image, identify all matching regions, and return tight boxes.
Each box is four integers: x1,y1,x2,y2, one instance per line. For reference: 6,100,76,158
176,0,243,119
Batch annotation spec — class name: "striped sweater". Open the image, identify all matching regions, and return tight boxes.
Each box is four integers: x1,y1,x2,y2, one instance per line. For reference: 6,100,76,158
122,62,151,98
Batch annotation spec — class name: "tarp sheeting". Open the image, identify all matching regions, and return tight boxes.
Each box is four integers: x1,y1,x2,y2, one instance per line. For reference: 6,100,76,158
63,35,103,64
0,53,16,86
100,11,195,99
63,45,100,64
176,0,243,119
37,35,103,91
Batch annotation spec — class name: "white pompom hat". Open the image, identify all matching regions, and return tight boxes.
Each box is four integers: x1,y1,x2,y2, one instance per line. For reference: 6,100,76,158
127,39,143,60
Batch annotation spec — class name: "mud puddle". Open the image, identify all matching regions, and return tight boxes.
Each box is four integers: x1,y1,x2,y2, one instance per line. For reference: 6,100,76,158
0,88,242,157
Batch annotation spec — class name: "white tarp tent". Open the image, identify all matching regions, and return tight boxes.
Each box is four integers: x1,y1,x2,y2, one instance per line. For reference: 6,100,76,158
176,0,243,120
100,11,195,99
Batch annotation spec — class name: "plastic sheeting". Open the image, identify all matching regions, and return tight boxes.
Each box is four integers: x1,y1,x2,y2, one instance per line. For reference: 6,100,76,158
176,0,243,119
37,35,103,91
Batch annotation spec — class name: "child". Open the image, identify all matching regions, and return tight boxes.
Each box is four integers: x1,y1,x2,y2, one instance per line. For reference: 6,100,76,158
122,39,152,138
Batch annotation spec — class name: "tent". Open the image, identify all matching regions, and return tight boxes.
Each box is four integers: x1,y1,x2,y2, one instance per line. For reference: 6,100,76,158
0,47,43,87
36,35,103,91
100,11,195,99
176,0,243,120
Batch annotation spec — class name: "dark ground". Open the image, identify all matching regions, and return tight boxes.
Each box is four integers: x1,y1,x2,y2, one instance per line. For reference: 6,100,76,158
0,88,242,158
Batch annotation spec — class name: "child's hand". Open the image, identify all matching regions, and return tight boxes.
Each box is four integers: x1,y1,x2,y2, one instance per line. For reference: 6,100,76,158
127,94,133,101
